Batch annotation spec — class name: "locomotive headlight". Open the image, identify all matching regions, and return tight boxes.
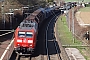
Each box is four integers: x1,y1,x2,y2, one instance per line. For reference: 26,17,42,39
28,40,33,43
17,40,22,42
18,44,20,45
30,44,32,46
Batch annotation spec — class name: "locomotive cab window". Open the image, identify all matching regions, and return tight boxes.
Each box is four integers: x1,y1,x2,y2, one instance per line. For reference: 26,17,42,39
18,31,25,37
26,32,33,38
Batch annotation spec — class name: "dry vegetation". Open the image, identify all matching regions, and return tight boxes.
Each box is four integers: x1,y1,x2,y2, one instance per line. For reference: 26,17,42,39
0,0,47,29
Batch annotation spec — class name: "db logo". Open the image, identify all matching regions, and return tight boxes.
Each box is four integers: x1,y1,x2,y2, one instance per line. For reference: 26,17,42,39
23,39,26,43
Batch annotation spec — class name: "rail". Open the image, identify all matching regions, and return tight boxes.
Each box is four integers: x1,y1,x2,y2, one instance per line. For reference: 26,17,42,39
0,30,14,60
45,11,61,60
0,30,14,37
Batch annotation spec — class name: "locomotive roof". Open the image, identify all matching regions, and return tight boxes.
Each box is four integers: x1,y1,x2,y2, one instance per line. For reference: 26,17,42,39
19,20,36,30
18,26,36,33
18,27,36,32
19,27,34,30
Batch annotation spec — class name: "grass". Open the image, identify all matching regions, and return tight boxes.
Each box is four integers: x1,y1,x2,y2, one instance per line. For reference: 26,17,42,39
57,15,82,45
56,15,90,60
79,7,90,12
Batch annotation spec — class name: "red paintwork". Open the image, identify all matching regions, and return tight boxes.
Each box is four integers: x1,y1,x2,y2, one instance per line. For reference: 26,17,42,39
14,27,37,49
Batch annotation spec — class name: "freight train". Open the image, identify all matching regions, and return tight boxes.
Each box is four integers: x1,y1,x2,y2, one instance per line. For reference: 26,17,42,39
14,6,60,55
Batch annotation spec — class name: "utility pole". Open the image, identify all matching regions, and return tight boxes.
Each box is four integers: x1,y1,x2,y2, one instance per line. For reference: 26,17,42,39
68,10,70,31
72,7,75,43
67,11,71,32
66,4,69,28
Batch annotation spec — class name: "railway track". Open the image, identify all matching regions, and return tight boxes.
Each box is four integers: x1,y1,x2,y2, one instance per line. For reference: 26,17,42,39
0,31,14,60
45,12,61,60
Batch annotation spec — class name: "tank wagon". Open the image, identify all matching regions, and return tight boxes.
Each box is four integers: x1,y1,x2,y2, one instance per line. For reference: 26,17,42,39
14,6,60,55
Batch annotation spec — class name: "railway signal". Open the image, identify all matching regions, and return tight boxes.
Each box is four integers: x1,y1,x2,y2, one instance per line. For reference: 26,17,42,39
85,31,89,40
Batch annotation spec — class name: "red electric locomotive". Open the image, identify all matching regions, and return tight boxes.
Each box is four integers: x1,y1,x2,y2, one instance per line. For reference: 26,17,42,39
14,8,45,55
14,19,38,55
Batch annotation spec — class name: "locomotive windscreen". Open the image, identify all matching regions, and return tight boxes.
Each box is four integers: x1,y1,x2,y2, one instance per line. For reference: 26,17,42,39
18,31,33,38
18,31,25,37
26,32,33,38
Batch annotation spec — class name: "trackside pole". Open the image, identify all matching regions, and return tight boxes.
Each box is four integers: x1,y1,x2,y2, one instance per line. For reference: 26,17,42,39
72,8,75,43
